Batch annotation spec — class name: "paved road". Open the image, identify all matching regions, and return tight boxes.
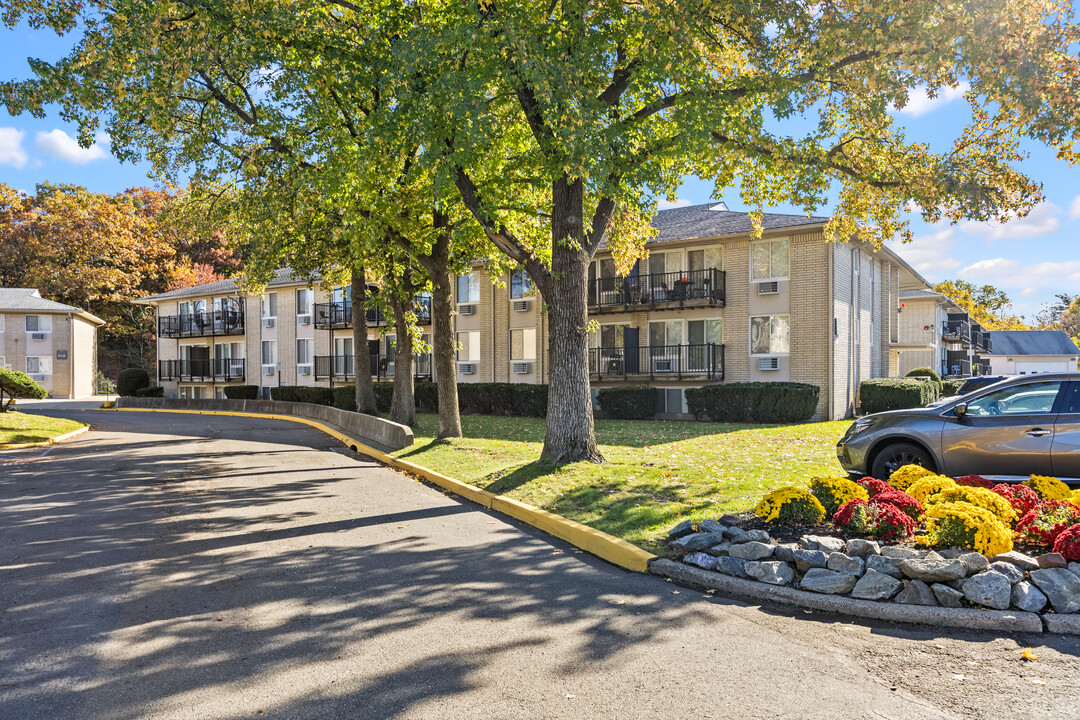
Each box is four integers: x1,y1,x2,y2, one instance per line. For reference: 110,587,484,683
1,411,1078,720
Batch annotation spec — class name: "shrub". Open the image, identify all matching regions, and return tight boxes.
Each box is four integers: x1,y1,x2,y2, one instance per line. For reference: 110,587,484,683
1015,501,1080,546
956,474,995,489
271,386,335,406
887,464,935,492
0,368,48,410
869,490,924,521
1053,524,1080,561
597,386,658,420
833,498,872,534
905,367,943,400
809,476,869,518
414,382,439,410
134,386,165,398
224,385,259,400
754,487,826,526
991,483,1042,517
858,477,892,498
1022,475,1072,502
458,383,548,417
859,378,937,414
335,385,359,412
868,502,917,542
117,367,151,397
921,501,1014,557
907,475,958,506
941,379,965,396
684,382,819,423
932,486,1018,525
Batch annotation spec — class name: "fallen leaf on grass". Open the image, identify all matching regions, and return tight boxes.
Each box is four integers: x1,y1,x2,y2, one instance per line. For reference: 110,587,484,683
1032,678,1047,685
1021,648,1039,661
952,674,965,681
565,694,576,699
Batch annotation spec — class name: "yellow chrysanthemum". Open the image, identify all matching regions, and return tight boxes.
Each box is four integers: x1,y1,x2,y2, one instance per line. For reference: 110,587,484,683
808,476,870,517
923,501,1013,557
907,475,958,506
932,486,1018,525
888,464,935,492
755,486,826,526
1023,475,1072,502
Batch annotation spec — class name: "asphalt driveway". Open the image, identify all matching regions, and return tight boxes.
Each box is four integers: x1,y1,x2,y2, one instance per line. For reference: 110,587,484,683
2,410,1078,719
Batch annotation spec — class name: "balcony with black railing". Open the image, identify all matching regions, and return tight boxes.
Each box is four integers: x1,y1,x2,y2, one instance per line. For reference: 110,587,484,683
314,299,425,330
314,353,433,381
589,344,725,381
158,307,245,338
158,358,246,382
942,318,971,344
943,351,972,378
589,268,726,312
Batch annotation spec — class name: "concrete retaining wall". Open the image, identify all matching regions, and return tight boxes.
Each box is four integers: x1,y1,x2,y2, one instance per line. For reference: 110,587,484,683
116,397,414,451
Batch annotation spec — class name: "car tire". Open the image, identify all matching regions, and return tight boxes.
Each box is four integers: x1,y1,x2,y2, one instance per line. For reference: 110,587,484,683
871,442,935,480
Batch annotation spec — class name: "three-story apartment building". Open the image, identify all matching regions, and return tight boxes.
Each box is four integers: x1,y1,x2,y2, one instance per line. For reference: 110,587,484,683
894,289,995,379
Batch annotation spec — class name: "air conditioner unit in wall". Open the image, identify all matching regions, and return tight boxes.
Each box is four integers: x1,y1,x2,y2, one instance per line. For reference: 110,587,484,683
263,365,276,376
459,363,476,375
298,315,311,325
513,362,531,374
757,281,780,295
29,374,47,382
298,364,311,376
654,359,673,372
512,300,530,312
758,357,780,371
262,317,276,328
31,333,46,341
458,304,476,316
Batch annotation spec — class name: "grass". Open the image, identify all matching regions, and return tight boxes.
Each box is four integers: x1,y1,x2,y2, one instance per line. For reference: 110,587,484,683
393,414,852,554
0,411,85,446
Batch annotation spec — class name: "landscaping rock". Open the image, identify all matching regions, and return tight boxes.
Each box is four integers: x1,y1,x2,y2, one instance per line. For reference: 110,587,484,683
716,556,749,578
923,550,945,562
699,519,726,534
932,583,965,608
718,514,741,525
725,527,752,544
671,532,727,553
851,569,902,601
800,568,858,595
744,560,794,586
844,539,881,558
1029,568,1080,614
702,542,731,557
900,558,966,583
962,571,1012,610
800,535,845,553
993,551,1039,571
958,552,990,576
944,578,967,591
774,543,799,563
1037,552,1068,569
729,541,775,561
1070,562,1080,579
683,552,718,571
745,529,772,543
866,555,904,579
1011,581,1048,613
988,561,1025,585
894,580,938,606
937,549,964,559
668,519,695,539
826,552,865,576
881,547,923,560
793,549,830,573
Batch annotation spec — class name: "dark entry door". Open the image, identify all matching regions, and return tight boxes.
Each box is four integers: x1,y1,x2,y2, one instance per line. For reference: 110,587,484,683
624,327,640,375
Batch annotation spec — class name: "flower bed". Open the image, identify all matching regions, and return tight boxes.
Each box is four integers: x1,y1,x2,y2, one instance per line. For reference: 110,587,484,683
666,468,1080,617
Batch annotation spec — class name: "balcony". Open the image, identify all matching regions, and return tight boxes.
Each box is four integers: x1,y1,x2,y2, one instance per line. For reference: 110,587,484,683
589,344,725,381
941,318,971,344
973,329,992,353
158,358,246,381
943,351,972,378
589,268,726,313
313,299,425,329
158,307,245,338
314,353,433,381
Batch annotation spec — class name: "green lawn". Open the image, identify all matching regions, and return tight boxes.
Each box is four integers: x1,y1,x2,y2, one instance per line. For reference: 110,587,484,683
0,411,85,446
393,414,852,554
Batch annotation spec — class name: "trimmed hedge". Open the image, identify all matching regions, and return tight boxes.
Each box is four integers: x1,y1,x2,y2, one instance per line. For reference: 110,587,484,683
270,385,335,405
134,386,165,397
224,385,259,400
458,383,548,416
942,379,964,397
685,382,820,423
0,368,47,410
597,386,658,420
859,378,937,414
117,367,150,397
905,367,942,400
335,385,359,412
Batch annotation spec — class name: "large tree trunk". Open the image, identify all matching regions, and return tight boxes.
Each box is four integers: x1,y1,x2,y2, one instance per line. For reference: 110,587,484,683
351,266,378,414
541,177,602,464
423,212,462,439
389,291,416,427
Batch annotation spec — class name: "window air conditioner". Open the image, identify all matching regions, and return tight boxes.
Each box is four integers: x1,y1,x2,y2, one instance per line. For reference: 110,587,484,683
458,304,476,316
512,300,530,312
298,315,312,326
263,365,276,376
654,358,673,372
262,317,276,328
298,364,311,376
513,362,531,374
29,373,48,382
758,357,780,371
757,281,780,295
31,333,46,341
459,362,476,375
230,362,245,376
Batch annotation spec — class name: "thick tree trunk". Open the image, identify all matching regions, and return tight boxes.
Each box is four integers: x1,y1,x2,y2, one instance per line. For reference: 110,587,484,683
389,291,416,427
540,177,602,464
423,212,463,439
351,266,378,414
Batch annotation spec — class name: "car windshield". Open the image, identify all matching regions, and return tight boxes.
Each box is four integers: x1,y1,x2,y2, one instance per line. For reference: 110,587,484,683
964,381,1062,416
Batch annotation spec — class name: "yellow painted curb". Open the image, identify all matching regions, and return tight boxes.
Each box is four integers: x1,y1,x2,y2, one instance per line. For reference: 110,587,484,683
105,407,656,573
0,424,90,450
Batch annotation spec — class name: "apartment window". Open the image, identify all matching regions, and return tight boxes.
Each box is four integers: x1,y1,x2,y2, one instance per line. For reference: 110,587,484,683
385,335,397,360
456,331,480,362
0,355,6,369
179,301,192,317
26,356,52,375
296,288,312,316
649,320,683,349
595,324,626,349
25,315,52,333
182,386,206,400
688,319,722,346
510,269,535,299
649,251,681,276
510,328,536,361
751,239,789,280
687,247,722,272
751,315,790,355
331,285,351,305
334,336,353,357
296,338,313,365
261,293,277,318
261,340,277,366
656,388,685,415
457,272,480,303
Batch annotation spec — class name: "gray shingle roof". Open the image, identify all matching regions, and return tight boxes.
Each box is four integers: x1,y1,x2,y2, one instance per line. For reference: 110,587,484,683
649,202,829,244
0,288,105,325
135,267,312,303
899,289,943,300
988,330,1080,357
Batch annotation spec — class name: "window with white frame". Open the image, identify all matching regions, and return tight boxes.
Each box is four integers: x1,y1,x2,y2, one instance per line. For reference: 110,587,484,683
750,315,790,354
687,247,722,273
261,340,277,366
296,288,312,316
26,356,52,375
751,239,789,280
261,292,278,318
25,315,52,333
656,388,685,415
594,323,626,349
648,250,681,277
296,338,313,366
456,272,481,303
510,269,534,299
649,320,683,349
688,319,722,346
0,355,6,369
456,331,480,362
510,328,536,361
333,336,353,357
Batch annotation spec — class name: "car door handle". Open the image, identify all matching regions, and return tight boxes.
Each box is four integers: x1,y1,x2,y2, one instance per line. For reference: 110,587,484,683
1026,428,1052,437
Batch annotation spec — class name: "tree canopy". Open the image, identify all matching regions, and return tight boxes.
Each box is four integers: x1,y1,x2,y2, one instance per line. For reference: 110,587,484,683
933,279,1028,331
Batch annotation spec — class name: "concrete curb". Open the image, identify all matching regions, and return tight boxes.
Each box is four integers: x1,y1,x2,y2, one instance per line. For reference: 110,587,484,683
0,424,89,450
1042,615,1080,635
650,558,1046,634
104,407,656,573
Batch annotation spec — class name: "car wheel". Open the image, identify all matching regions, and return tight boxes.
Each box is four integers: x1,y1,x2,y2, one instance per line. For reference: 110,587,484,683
871,442,935,480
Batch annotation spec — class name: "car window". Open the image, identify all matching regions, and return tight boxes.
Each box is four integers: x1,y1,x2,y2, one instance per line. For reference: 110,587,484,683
1063,384,1080,414
964,381,1063,417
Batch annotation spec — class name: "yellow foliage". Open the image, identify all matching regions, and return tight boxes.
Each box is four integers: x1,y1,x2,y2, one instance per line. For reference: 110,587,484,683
888,464,935,492
906,475,958,506
808,476,869,516
755,486,826,526
1023,475,1071,502
931,486,1018,525
921,501,1013,558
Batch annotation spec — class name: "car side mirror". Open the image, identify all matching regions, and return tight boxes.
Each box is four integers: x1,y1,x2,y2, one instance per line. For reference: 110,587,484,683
955,403,967,417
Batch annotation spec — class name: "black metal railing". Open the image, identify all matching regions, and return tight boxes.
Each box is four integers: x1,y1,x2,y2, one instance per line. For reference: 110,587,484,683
942,319,971,343
158,307,245,338
589,268,726,311
974,331,992,353
589,343,724,381
158,358,246,381
314,353,433,381
314,300,421,329
942,353,972,378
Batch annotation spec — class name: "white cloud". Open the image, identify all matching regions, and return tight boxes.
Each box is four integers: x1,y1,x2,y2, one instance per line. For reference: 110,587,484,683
888,228,962,277
892,82,970,118
657,197,691,210
960,258,1080,287
956,202,1061,240
0,127,28,169
1069,195,1080,220
34,129,111,164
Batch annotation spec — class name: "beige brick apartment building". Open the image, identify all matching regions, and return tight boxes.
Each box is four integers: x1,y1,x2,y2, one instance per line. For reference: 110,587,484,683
136,203,946,421
0,288,104,398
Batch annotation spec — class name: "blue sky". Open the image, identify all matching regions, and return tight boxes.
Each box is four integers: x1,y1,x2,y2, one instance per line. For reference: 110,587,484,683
1,22,1077,320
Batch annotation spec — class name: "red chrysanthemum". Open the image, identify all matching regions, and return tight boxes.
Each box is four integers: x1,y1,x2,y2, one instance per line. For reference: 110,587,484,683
956,474,995,490
868,502,917,543
869,490,924,521
1053,524,1080,561
991,483,1043,517
833,498,870,533
858,477,892,498
1016,501,1080,546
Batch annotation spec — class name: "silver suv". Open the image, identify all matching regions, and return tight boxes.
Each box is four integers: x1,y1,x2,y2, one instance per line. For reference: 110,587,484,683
837,372,1080,481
